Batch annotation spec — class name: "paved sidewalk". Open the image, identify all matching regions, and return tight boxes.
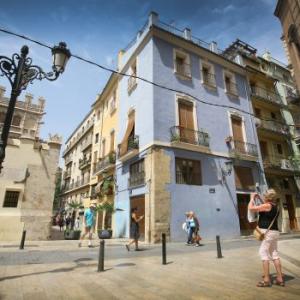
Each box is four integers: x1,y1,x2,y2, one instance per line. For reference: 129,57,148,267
0,236,300,299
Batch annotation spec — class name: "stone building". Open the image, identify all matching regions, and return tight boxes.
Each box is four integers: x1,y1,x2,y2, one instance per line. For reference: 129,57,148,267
114,12,264,243
275,0,300,91
224,40,300,232
0,86,61,241
61,110,94,209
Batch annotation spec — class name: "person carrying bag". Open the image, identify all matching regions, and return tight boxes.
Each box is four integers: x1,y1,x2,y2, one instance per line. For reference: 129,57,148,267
248,189,284,288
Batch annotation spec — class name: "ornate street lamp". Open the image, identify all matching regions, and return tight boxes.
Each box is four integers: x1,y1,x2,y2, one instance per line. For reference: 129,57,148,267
0,42,71,172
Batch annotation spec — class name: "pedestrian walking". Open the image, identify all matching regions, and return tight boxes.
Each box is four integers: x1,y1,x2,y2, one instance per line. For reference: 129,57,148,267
125,207,144,251
57,214,64,232
248,189,284,287
66,213,72,229
185,211,201,246
78,203,96,248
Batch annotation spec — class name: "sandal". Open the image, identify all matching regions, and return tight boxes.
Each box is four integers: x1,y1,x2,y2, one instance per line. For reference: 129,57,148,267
274,279,285,287
257,281,271,287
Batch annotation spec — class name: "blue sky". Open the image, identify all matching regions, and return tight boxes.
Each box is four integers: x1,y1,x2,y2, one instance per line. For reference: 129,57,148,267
0,0,284,153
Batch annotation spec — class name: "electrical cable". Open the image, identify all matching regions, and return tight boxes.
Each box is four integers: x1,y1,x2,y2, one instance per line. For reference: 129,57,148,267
0,26,298,129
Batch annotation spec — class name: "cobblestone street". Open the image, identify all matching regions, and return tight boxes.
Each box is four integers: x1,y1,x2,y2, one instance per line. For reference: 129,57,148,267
0,235,300,299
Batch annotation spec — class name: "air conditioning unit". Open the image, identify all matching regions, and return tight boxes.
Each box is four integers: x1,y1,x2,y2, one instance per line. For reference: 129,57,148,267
281,159,292,170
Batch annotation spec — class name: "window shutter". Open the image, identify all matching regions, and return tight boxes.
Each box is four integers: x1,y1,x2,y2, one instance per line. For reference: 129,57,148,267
119,112,135,156
234,166,255,191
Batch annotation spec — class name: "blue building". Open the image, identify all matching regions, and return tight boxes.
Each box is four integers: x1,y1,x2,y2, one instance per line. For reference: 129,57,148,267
114,12,265,243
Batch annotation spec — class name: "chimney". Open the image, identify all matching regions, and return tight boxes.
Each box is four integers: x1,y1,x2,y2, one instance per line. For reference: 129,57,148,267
183,28,191,41
210,41,218,53
149,11,159,26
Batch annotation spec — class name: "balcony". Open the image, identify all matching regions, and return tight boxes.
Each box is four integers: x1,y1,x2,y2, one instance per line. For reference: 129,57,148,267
79,156,91,170
65,156,73,165
63,120,94,156
294,125,300,144
81,136,93,151
175,61,191,79
94,151,116,175
170,126,210,148
251,86,284,107
128,171,145,188
259,119,290,136
263,155,300,173
128,76,137,94
227,138,258,160
202,72,216,88
63,170,71,179
286,87,300,106
118,135,139,161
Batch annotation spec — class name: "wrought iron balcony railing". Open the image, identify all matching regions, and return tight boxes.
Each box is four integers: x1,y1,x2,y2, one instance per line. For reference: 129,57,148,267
93,151,116,174
128,171,145,188
259,120,290,135
251,86,283,106
263,155,300,172
79,156,91,170
170,126,210,147
285,86,300,105
228,139,258,157
118,135,139,158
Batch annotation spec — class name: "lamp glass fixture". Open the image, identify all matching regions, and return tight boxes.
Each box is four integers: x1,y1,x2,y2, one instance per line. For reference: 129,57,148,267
52,42,71,73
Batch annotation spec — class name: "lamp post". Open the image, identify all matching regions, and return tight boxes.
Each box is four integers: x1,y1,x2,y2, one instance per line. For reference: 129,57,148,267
0,42,71,172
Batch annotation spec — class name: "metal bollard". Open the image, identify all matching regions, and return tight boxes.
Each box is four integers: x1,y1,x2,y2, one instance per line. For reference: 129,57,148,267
19,230,26,250
98,239,105,272
162,233,167,265
216,235,223,258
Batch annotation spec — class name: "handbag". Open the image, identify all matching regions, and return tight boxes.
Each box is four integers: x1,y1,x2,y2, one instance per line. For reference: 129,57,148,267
253,207,279,241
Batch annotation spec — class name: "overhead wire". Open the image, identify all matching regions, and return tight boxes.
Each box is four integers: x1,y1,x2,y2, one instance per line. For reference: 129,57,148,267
0,26,297,129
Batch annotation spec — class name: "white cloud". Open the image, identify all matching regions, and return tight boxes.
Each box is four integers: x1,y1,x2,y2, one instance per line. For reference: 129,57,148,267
212,4,235,14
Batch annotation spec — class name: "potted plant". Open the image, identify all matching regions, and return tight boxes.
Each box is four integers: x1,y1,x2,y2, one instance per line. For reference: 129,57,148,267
96,201,115,239
100,176,114,196
171,133,181,142
64,200,82,240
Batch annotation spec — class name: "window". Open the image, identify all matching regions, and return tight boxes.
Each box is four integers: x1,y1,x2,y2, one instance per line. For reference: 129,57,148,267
224,71,238,96
95,133,99,144
174,50,191,78
3,191,20,208
274,143,283,155
128,60,137,93
234,166,254,191
110,130,115,152
110,91,117,114
178,100,195,143
102,139,106,157
201,62,216,87
175,158,202,185
12,115,21,126
129,159,145,187
270,112,276,119
254,108,261,117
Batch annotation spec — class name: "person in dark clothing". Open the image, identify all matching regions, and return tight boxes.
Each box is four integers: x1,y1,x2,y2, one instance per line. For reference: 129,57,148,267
248,189,284,287
125,207,144,251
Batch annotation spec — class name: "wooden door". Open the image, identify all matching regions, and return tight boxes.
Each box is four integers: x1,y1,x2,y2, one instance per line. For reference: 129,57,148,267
178,101,195,143
130,195,145,240
237,194,257,235
285,195,298,230
231,117,245,153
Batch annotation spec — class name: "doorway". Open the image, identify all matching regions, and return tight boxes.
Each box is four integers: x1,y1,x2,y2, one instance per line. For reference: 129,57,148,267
285,195,298,231
237,193,257,235
130,195,145,240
